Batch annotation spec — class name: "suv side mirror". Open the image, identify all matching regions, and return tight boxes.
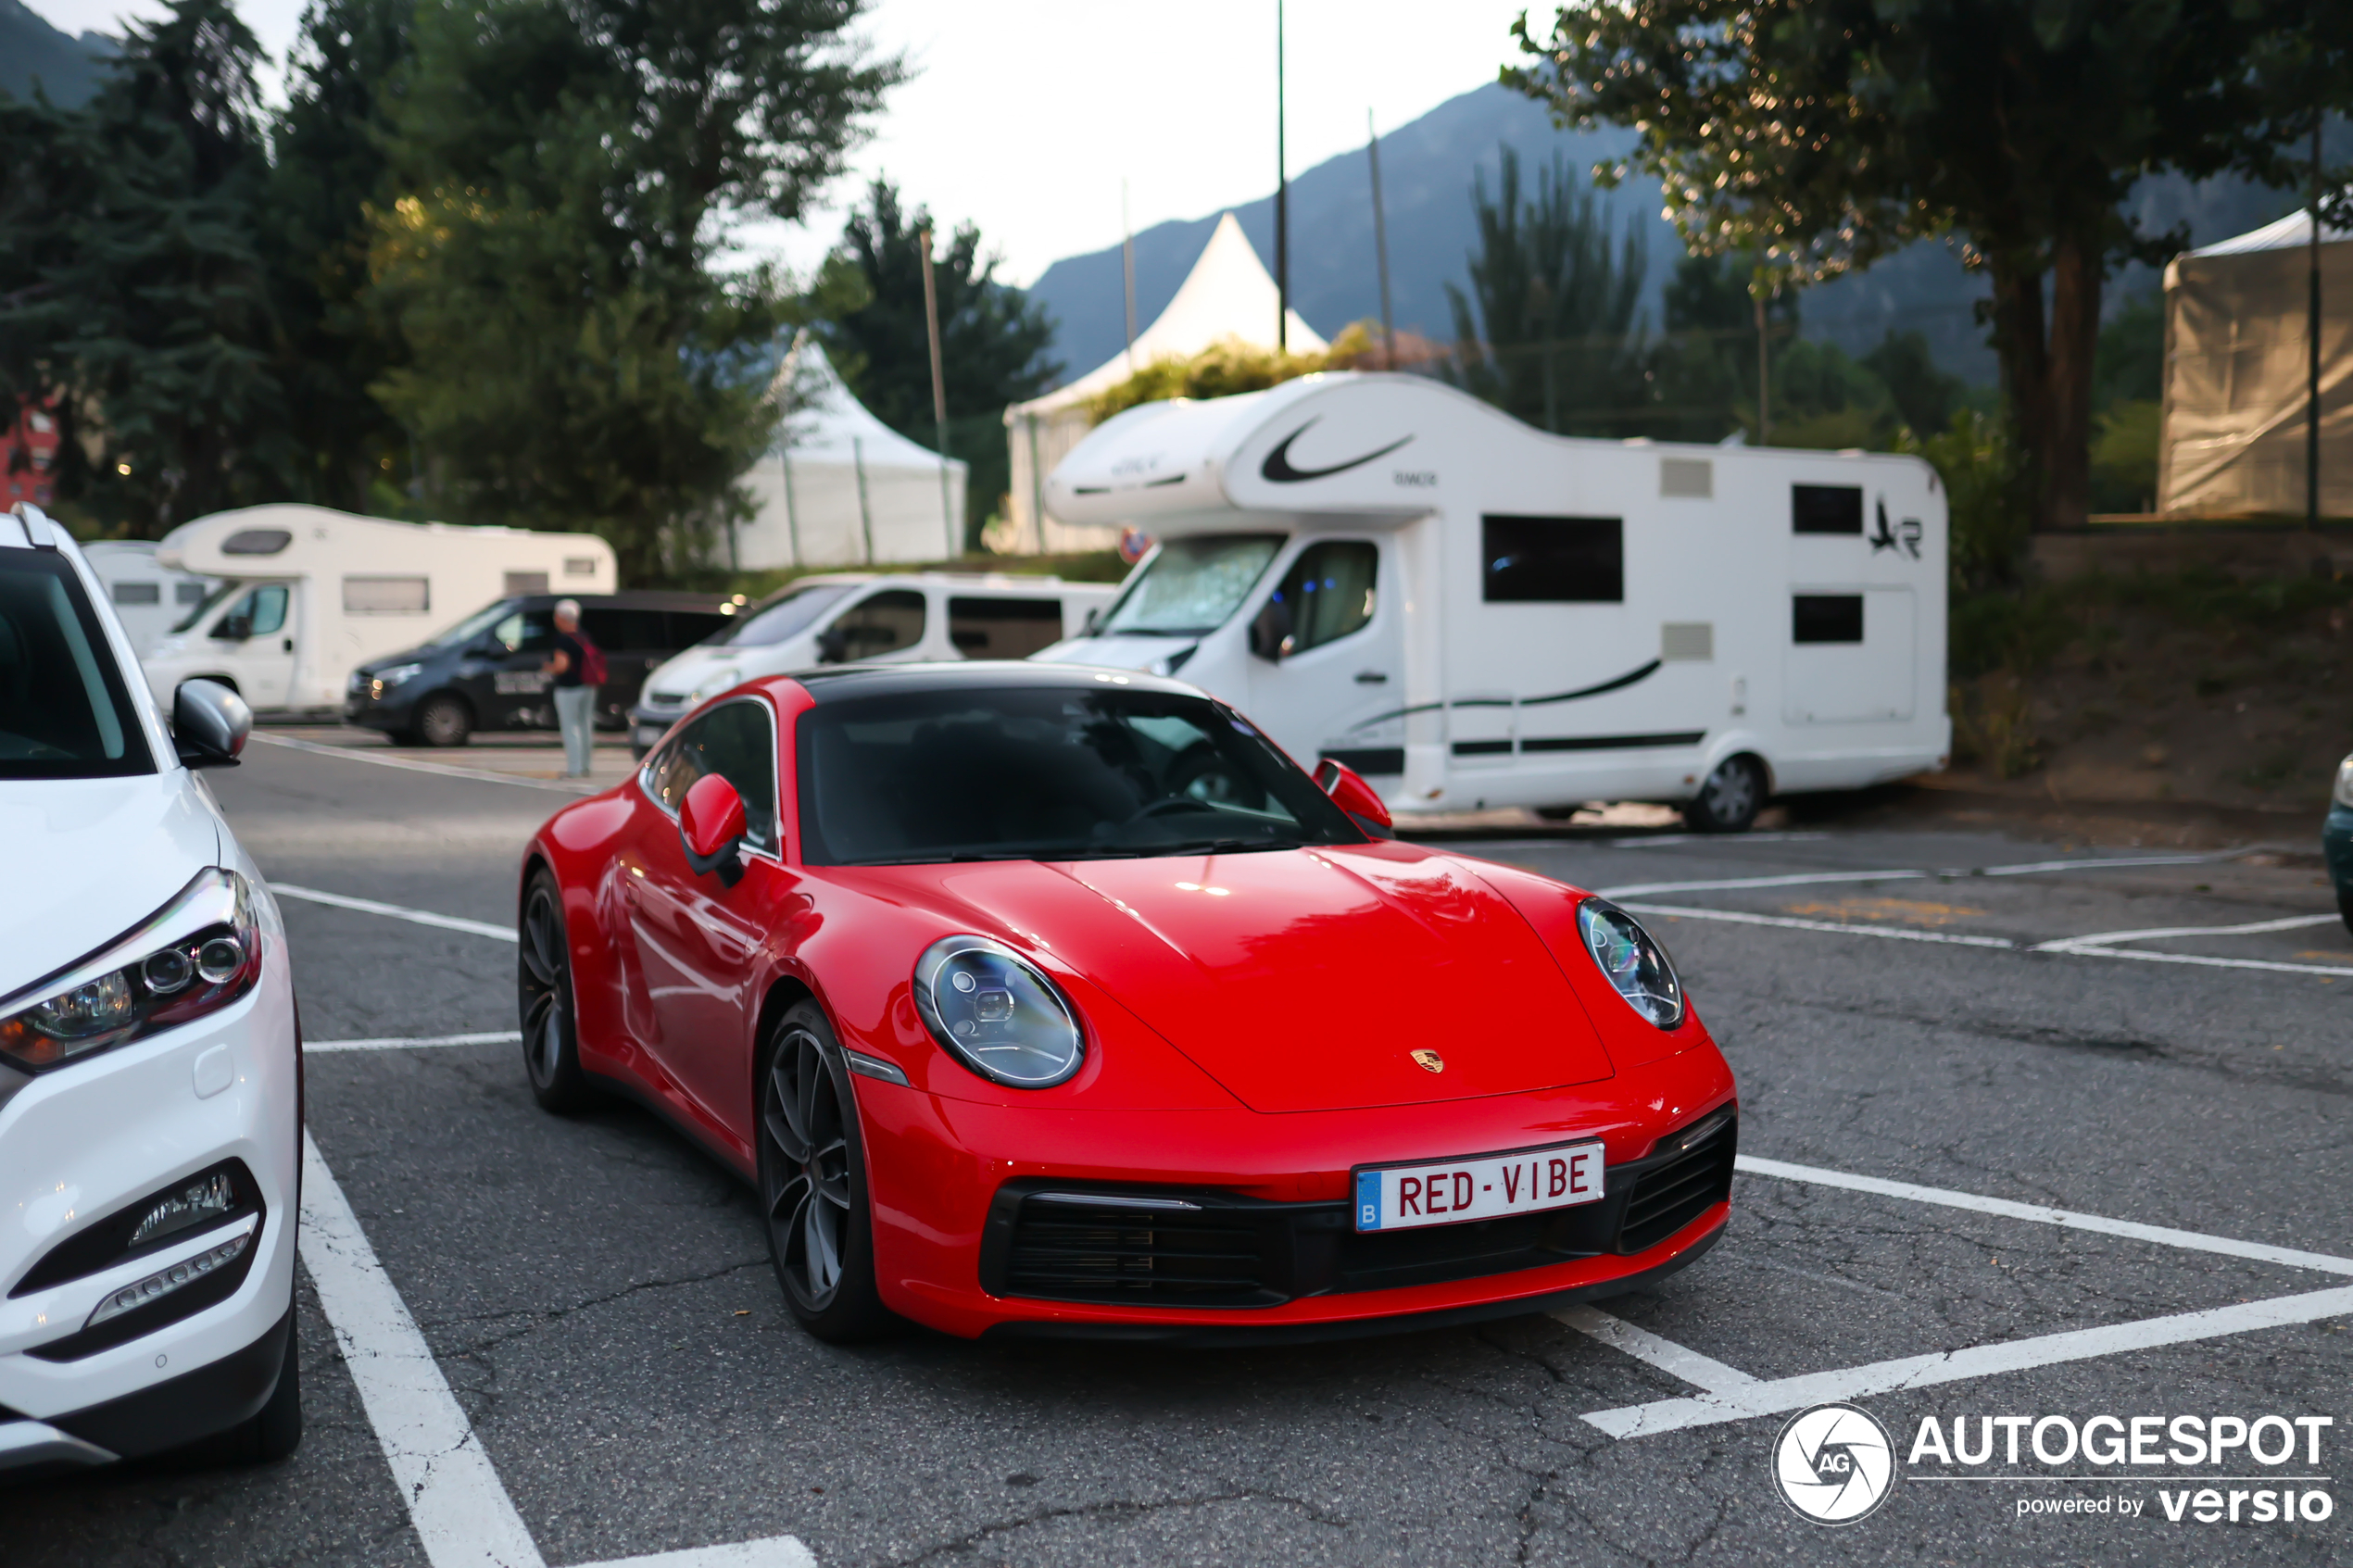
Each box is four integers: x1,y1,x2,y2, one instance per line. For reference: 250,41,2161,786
1247,599,1291,663
679,773,748,886
174,680,252,769
211,615,251,643
1313,758,1392,838
814,625,849,664
1081,607,1101,635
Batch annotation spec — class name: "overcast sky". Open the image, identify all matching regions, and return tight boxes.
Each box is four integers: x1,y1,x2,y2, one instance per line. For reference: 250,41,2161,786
25,0,1540,284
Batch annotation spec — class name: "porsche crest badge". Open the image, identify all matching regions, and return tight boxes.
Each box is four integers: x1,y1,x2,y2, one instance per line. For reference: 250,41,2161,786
1411,1049,1445,1073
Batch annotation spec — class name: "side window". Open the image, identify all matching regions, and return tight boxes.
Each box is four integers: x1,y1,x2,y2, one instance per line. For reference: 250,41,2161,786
226,584,290,636
644,699,779,855
578,608,626,650
113,582,162,606
1793,594,1865,644
1793,484,1864,534
1256,542,1378,658
490,608,555,654
825,589,925,660
1480,516,1622,603
670,610,731,647
948,596,1063,659
618,608,672,651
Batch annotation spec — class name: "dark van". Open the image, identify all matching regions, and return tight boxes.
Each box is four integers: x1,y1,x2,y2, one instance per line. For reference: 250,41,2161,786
344,591,737,746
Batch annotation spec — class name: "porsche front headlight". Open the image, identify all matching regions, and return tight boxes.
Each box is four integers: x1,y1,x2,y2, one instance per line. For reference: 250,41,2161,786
1575,898,1685,1031
0,869,262,1073
912,935,1085,1087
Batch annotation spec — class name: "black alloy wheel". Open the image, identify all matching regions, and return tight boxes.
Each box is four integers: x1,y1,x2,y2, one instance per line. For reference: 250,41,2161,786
2339,887,2353,939
1683,753,1766,834
414,693,472,747
518,872,592,1112
758,1002,892,1341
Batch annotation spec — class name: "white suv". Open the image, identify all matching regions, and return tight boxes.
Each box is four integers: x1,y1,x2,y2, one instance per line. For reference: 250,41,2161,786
0,505,300,1473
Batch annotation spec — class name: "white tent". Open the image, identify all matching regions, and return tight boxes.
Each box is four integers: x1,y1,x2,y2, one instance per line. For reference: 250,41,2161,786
2158,209,2351,519
732,338,968,571
1002,213,1325,553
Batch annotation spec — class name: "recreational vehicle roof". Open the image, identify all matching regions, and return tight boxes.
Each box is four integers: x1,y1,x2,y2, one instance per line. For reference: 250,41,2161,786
156,504,615,584
1043,371,1937,535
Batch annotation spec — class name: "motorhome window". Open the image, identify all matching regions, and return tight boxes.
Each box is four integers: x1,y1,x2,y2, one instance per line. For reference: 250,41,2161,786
504,571,550,596
215,584,288,638
717,583,853,647
175,582,208,606
489,609,555,654
646,700,778,854
1793,485,1864,534
220,528,292,556
948,596,1063,658
173,580,241,633
1481,516,1622,603
1260,542,1378,655
1096,533,1284,636
1793,595,1865,644
344,575,429,614
563,557,599,578
0,553,153,778
112,581,161,606
826,590,926,659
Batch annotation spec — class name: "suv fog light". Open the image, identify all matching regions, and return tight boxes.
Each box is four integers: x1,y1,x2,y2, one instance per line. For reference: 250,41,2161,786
130,1171,237,1248
83,1221,256,1329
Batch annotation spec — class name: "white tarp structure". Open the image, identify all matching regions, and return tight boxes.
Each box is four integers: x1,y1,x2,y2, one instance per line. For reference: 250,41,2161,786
2158,209,2352,518
733,337,967,570
1001,213,1325,553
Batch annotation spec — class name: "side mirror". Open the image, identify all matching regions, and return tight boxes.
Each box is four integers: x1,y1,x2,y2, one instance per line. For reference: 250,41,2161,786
679,773,748,886
211,615,251,642
174,680,252,769
1247,598,1291,663
814,626,849,664
1313,758,1393,839
1081,607,1101,635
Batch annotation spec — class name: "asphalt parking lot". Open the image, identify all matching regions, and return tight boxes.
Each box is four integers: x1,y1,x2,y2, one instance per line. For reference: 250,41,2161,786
15,732,2350,1567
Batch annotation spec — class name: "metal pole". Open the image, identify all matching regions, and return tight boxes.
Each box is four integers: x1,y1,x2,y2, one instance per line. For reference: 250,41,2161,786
853,435,875,563
919,224,957,557
1368,108,1394,370
2310,113,2323,531
1026,414,1046,553
1275,0,1287,353
781,451,802,566
1123,181,1138,375
1755,277,1771,445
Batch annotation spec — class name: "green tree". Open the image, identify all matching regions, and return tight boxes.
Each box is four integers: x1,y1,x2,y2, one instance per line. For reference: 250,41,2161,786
367,0,900,581
1442,145,1648,435
809,180,1059,548
1507,1,2347,532
0,0,286,534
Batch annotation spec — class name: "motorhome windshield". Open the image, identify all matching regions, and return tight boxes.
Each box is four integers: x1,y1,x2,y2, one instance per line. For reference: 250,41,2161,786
712,583,853,648
1093,534,1284,637
171,579,243,633
0,553,154,778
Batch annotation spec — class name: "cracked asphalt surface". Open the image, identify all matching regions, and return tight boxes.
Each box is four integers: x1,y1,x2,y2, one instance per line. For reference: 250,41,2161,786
12,743,2350,1566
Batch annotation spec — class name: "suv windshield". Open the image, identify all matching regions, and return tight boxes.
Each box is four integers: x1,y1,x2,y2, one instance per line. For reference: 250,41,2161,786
423,597,525,650
1094,534,1283,636
0,553,154,778
711,583,854,648
796,684,1361,865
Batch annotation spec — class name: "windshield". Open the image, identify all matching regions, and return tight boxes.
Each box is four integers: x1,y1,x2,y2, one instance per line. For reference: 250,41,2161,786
0,553,154,778
1094,534,1283,636
171,578,243,633
711,583,854,648
423,597,524,650
795,684,1361,865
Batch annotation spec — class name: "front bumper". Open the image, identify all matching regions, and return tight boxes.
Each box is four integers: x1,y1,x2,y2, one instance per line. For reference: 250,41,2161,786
343,673,421,732
627,703,686,755
0,901,301,1466
2325,806,2353,907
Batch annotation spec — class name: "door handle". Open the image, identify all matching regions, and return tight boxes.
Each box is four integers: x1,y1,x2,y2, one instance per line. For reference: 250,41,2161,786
282,637,294,652
1353,671,1390,684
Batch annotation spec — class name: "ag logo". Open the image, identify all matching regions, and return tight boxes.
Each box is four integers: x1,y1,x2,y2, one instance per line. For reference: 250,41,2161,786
1773,1403,1895,1524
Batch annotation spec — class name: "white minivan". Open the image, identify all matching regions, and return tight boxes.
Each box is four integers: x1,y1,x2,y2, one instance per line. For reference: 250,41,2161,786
626,571,1114,756
0,505,301,1473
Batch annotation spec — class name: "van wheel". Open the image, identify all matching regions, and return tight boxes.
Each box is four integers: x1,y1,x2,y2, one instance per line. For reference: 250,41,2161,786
2339,889,2353,939
1684,755,1766,834
414,695,472,747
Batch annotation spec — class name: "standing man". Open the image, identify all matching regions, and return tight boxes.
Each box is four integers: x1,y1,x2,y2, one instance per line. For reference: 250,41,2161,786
544,599,601,779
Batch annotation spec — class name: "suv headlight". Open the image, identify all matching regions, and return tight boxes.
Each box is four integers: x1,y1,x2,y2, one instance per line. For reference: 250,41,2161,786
912,935,1085,1087
0,870,263,1073
2335,754,2353,809
1575,897,1686,1030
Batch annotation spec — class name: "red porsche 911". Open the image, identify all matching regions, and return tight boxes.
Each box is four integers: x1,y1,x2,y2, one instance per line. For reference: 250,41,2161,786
517,663,1736,1344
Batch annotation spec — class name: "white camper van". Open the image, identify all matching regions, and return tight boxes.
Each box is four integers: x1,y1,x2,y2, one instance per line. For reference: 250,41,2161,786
1033,373,1948,830
81,540,218,659
142,505,616,714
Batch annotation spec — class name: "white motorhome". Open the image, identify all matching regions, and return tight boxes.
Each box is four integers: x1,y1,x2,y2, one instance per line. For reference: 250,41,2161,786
142,505,616,714
1033,373,1948,829
81,541,219,659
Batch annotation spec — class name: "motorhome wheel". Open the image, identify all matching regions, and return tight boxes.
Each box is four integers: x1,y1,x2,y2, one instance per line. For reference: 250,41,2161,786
1684,755,1765,834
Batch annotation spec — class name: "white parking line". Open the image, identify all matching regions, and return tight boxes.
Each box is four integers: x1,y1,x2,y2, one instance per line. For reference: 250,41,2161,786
301,1132,818,1568
1623,902,2020,949
1599,869,1927,899
2034,912,2346,950
1551,1305,1758,1392
274,884,517,943
2032,946,2353,979
250,732,593,793
307,1031,522,1053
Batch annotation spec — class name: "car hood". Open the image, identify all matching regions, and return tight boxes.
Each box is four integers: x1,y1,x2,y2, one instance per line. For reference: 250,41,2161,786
356,645,441,675
644,645,764,699
1031,633,1184,672
0,775,222,997
912,847,1614,1113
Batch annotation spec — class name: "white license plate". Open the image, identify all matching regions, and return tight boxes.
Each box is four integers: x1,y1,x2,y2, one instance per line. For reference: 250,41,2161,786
1353,1139,1604,1233
634,724,666,746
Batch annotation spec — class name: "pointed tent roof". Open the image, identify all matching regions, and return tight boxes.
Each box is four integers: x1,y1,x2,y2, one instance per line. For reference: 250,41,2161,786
770,336,965,473
1015,213,1327,417
2185,208,2350,257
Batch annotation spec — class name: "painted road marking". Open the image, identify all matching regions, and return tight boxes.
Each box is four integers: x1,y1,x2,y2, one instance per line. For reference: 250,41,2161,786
308,1031,522,1053
301,1131,818,1568
1624,901,2020,949
2035,912,2347,950
1552,1304,1758,1392
274,884,517,943
1599,869,1930,899
250,732,596,793
2032,946,2353,979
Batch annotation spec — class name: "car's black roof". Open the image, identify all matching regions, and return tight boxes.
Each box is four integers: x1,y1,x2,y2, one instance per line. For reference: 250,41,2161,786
791,660,1204,705
507,590,736,612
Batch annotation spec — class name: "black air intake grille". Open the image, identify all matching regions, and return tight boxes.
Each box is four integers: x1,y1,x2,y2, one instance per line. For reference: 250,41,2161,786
1003,1198,1278,1307
1615,1113,1737,1255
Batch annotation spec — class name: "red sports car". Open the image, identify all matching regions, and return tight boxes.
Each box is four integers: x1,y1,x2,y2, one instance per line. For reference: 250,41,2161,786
517,664,1736,1343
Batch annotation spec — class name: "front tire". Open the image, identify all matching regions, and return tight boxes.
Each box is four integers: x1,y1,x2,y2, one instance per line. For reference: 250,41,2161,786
757,1003,893,1342
414,693,472,747
518,871,594,1112
2340,888,2353,939
1683,754,1766,834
